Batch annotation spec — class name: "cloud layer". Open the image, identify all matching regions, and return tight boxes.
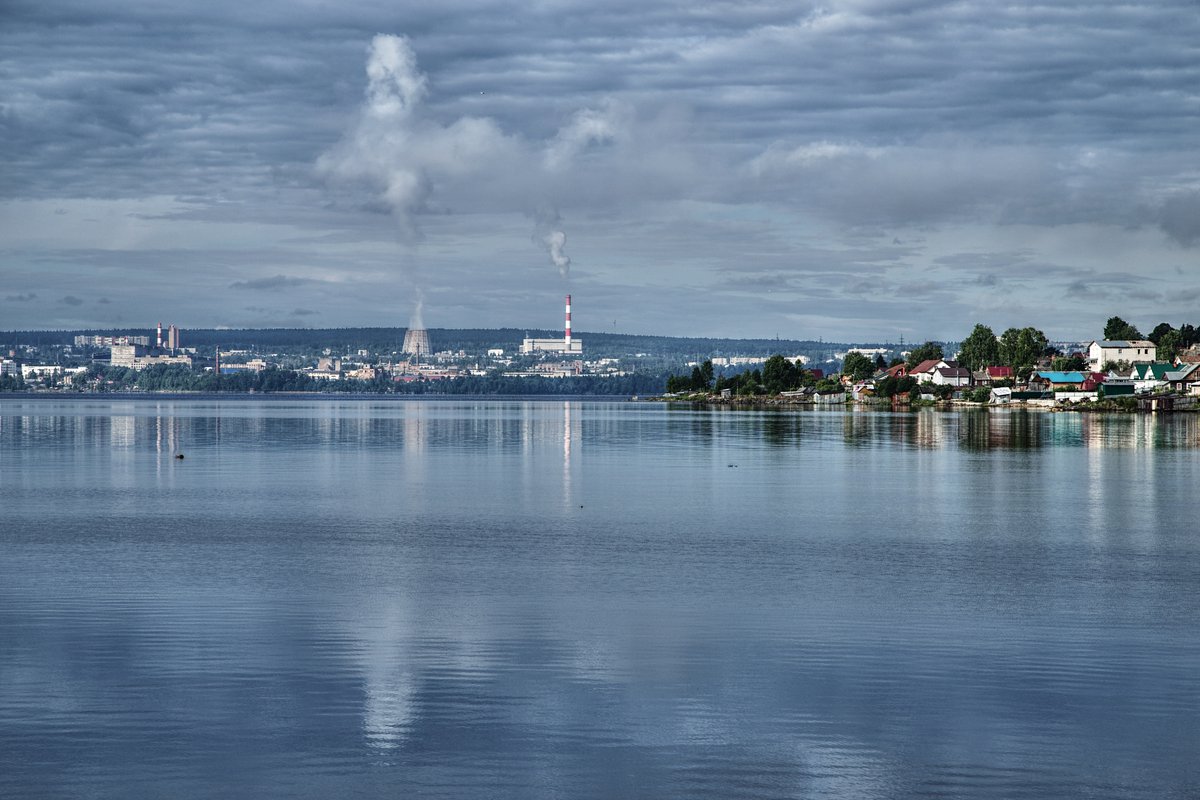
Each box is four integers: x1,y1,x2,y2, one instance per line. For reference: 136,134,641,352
1,1,1198,339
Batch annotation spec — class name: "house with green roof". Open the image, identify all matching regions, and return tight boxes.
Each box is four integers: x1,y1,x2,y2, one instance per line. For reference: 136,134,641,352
1129,362,1178,392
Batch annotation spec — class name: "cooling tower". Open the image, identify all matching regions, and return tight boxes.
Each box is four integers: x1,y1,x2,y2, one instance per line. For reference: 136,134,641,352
402,328,430,356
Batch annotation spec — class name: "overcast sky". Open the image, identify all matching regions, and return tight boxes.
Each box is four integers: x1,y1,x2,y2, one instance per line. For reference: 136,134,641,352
2,0,1198,341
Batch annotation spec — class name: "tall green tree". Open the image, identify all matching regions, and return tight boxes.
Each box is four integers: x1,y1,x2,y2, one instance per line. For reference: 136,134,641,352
998,327,1049,376
841,352,875,381
906,341,944,367
1157,329,1183,362
1149,322,1175,344
1103,316,1142,341
957,324,999,371
762,354,800,394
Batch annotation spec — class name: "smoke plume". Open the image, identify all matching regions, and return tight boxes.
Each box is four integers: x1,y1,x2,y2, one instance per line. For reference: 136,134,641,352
542,230,571,278
531,208,572,279
319,34,513,327
409,293,425,329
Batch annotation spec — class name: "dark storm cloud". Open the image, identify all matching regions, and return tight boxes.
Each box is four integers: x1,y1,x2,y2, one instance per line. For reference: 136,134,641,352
59,295,84,306
6,1,1196,206
5,292,37,302
1,0,1197,337
1158,192,1200,247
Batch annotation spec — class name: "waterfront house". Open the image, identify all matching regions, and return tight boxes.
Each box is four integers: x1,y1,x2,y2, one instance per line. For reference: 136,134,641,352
851,381,875,401
1166,363,1200,395
1129,363,1177,393
984,366,1013,383
907,359,942,381
910,359,970,386
1087,340,1156,371
1031,371,1087,390
931,366,972,387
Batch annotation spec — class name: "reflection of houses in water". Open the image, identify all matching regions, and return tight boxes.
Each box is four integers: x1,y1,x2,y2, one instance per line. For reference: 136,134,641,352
109,412,135,448
1078,412,1200,450
912,409,951,449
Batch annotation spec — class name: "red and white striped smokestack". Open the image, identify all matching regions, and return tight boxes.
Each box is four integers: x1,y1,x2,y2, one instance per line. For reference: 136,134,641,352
156,322,162,348
564,294,572,347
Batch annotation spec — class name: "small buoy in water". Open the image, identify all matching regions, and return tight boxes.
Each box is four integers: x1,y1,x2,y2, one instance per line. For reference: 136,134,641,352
175,453,185,460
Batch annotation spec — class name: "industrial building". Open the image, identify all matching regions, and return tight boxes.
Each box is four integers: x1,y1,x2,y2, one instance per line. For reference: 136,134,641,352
111,345,192,370
520,295,583,355
108,321,190,370
402,327,430,357
74,334,151,347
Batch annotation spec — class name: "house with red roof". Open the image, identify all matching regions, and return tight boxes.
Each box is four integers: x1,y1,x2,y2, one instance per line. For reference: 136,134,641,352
910,359,972,387
973,366,1013,385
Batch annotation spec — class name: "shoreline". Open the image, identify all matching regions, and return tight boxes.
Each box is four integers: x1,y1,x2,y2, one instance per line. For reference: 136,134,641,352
651,393,1194,413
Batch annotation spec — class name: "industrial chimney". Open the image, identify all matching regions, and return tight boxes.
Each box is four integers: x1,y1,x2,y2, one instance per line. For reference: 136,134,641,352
156,322,163,349
564,294,572,349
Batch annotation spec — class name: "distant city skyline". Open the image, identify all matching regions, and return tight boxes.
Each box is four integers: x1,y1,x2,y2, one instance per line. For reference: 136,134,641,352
2,1,1198,340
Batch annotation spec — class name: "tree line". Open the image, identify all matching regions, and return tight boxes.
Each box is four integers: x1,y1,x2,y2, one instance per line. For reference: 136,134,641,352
76,364,667,396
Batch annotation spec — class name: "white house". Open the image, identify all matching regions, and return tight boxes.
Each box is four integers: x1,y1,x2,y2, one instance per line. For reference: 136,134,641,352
910,359,971,386
1088,340,1155,371
930,366,972,387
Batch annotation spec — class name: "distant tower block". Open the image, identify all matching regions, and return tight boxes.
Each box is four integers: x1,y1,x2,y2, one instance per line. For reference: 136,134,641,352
402,328,430,356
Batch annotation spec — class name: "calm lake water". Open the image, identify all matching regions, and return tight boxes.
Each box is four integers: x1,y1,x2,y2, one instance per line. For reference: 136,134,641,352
2,398,1199,799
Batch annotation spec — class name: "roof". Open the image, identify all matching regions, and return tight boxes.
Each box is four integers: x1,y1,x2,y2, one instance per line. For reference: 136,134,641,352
1131,363,1177,380
985,366,1013,378
936,367,971,378
1035,371,1087,383
1094,340,1155,349
1164,364,1200,381
909,359,941,374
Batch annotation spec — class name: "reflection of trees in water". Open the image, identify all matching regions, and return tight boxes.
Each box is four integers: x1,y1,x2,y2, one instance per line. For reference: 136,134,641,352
959,410,1044,451
762,411,802,447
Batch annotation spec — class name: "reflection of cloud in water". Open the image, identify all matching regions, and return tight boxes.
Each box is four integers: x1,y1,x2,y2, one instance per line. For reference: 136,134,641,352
790,739,895,799
358,601,417,750
363,667,416,750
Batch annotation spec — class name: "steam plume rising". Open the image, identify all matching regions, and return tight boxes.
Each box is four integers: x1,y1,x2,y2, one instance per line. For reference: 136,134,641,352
409,294,425,329
531,208,572,279
543,230,571,278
